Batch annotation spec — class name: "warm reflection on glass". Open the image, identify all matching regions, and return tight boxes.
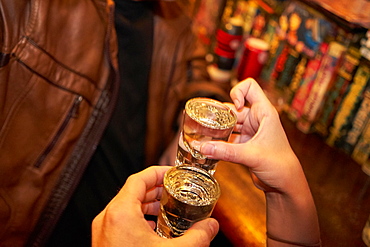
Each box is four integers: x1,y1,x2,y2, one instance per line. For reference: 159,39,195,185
176,97,236,174
156,166,220,238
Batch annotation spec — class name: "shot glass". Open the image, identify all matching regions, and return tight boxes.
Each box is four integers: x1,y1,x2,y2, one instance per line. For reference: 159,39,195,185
156,165,221,238
176,97,237,174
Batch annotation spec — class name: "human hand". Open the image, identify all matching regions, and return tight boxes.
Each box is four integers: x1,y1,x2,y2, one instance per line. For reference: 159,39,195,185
92,166,219,247
199,78,320,246
200,78,303,194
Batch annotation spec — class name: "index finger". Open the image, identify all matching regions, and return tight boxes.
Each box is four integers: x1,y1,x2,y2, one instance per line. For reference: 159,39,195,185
230,78,270,110
121,166,171,203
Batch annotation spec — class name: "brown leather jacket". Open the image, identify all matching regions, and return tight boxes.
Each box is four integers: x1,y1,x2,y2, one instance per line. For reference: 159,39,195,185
0,0,119,246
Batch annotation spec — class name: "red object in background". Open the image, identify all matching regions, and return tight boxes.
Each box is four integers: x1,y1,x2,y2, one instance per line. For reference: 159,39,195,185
237,37,269,81
214,17,244,70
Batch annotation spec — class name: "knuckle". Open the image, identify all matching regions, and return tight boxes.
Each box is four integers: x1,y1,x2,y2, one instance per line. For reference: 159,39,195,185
221,145,236,161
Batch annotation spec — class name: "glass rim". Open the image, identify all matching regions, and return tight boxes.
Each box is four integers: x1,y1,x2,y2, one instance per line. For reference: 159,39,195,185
164,165,221,202
184,97,237,130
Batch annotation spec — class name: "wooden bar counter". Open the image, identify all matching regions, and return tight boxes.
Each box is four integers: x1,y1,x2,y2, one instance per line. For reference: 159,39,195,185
212,113,370,246
213,162,266,246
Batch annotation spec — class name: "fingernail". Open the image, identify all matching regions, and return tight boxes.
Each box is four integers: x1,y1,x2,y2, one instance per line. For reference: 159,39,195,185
191,140,201,152
234,99,240,109
208,219,219,238
201,143,215,156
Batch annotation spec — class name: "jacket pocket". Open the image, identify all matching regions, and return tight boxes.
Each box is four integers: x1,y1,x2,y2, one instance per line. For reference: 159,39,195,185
0,71,92,245
0,74,88,170
33,95,83,168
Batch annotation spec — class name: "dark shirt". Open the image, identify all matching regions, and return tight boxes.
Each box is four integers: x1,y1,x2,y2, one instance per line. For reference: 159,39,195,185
47,1,154,246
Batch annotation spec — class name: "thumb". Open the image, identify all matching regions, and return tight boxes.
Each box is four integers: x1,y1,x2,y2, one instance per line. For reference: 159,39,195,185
176,218,219,247
200,141,245,165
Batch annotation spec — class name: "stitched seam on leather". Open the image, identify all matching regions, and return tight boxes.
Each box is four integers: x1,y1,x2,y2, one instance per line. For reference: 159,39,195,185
12,36,100,104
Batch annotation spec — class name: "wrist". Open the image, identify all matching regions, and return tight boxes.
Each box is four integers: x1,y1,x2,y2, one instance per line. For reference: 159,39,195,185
265,179,320,246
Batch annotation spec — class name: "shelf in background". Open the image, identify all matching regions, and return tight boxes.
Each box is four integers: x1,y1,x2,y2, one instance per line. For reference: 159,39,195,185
300,0,370,30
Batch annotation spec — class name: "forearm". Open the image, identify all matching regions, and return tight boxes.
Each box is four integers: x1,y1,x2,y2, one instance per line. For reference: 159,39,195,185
265,172,321,246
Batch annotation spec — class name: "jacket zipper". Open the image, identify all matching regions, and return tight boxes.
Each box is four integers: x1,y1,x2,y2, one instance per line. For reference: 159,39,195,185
33,95,83,168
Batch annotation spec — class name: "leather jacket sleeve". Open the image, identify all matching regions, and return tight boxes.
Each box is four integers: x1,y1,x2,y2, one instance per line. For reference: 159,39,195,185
0,0,119,246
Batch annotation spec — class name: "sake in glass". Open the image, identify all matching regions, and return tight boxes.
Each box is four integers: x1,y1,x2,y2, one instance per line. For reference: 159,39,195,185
156,165,220,238
176,97,237,174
